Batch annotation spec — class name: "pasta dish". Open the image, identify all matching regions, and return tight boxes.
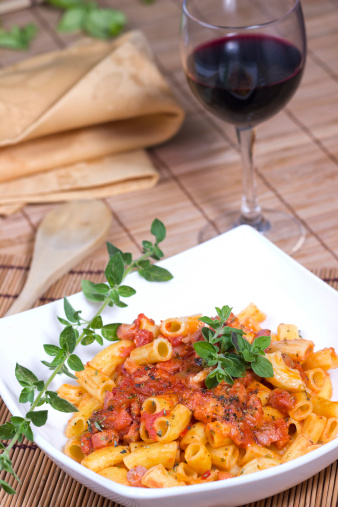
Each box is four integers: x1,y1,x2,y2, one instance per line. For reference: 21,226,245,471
58,304,338,488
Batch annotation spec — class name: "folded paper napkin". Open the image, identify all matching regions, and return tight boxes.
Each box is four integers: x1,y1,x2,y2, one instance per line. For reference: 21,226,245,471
0,30,185,215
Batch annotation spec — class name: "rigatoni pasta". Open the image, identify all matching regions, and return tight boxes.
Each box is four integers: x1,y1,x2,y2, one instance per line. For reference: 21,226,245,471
60,306,338,488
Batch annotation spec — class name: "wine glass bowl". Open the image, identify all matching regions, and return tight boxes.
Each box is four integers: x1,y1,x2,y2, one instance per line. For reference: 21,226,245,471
181,0,307,253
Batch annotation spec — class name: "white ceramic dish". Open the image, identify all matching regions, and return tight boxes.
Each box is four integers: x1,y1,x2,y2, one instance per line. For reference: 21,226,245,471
1,225,338,507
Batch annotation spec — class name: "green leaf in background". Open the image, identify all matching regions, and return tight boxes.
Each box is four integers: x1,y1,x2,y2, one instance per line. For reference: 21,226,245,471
0,479,16,495
47,0,85,8
84,8,126,39
118,285,136,298
59,325,76,354
58,7,86,32
0,24,37,51
81,279,106,302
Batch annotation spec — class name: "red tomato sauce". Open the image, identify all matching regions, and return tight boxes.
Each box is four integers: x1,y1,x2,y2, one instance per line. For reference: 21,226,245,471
80,314,293,454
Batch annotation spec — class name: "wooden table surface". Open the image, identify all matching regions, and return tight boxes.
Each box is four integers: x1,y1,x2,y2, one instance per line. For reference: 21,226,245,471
0,0,337,269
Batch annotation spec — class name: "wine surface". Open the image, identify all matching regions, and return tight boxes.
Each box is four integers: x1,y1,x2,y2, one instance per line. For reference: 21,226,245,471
186,34,304,127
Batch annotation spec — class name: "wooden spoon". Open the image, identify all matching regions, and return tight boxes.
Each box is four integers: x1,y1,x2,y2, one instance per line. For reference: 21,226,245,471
6,200,112,316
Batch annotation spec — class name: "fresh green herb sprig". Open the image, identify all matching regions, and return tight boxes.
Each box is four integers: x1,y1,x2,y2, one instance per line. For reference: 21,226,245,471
194,305,274,389
0,218,172,495
0,23,37,51
47,0,127,39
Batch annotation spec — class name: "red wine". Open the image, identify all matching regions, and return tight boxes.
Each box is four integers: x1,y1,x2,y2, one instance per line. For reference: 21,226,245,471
186,34,304,128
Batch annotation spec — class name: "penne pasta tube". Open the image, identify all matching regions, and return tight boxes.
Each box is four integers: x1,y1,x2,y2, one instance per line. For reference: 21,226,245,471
123,441,178,470
154,404,192,443
267,339,314,363
141,395,177,415
64,436,85,463
286,418,302,440
288,391,313,421
139,316,160,337
129,441,148,452
180,422,207,450
237,303,266,323
174,462,198,483
65,394,102,438
277,324,300,341
81,445,129,472
57,384,86,407
139,421,156,443
238,443,277,467
75,365,115,403
239,457,280,475
281,434,313,463
206,444,239,471
306,368,326,393
205,421,233,448
141,464,185,488
320,418,338,443
160,315,202,339
265,352,306,392
130,337,172,365
312,395,338,418
317,372,333,400
262,406,284,423
98,466,131,485
302,413,327,444
247,381,271,406
89,340,134,377
185,443,212,475
302,348,338,371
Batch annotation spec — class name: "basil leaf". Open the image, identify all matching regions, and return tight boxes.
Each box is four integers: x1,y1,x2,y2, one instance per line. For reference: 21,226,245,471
92,283,109,295
105,252,124,286
15,364,38,387
101,323,120,341
81,279,106,302
43,344,61,357
118,285,136,297
63,297,78,323
106,242,123,258
215,305,232,321
252,335,271,353
151,218,166,243
205,372,219,389
91,316,103,329
67,354,84,372
19,387,34,404
94,334,103,346
21,422,34,442
26,410,48,427
59,325,76,354
0,422,16,440
122,252,132,265
0,479,16,495
193,341,217,361
81,334,95,346
251,355,274,378
138,265,173,282
48,394,78,413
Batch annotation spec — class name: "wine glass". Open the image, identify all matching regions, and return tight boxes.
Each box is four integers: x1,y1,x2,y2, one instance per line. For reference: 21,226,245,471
180,0,307,253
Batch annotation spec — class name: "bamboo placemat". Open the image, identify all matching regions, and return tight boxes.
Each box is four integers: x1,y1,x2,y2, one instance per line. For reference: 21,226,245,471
0,257,338,507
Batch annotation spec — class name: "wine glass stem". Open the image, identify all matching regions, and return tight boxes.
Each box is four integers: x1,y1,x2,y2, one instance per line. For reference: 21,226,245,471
236,126,269,231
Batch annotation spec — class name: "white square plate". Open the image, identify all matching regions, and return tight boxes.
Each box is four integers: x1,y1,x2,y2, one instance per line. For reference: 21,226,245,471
1,225,338,507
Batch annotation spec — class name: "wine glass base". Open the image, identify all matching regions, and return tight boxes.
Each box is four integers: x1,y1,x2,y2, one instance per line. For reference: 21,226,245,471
199,209,306,255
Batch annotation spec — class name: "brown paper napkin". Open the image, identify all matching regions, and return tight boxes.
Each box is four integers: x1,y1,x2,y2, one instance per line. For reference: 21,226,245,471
0,31,184,215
